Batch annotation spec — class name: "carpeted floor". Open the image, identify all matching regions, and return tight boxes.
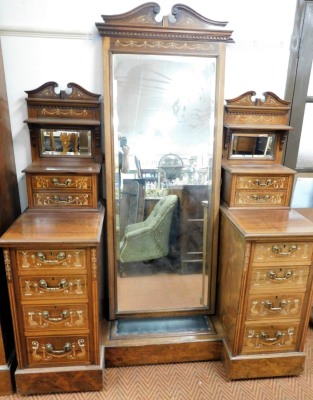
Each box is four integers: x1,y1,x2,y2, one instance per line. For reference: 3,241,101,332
4,327,313,400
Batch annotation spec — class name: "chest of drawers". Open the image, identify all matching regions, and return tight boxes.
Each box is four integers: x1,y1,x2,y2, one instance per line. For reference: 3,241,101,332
24,162,101,210
221,164,296,208
0,208,104,394
218,206,313,379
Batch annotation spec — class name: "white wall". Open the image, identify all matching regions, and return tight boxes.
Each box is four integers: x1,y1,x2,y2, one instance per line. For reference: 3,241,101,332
0,0,297,210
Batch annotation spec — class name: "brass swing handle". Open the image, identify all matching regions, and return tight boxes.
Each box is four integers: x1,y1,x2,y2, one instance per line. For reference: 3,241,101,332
267,270,294,281
251,195,270,201
51,178,72,187
264,299,287,311
52,195,74,204
254,179,272,187
36,251,66,264
259,331,284,345
41,310,70,322
38,278,68,291
272,245,297,256
45,342,72,355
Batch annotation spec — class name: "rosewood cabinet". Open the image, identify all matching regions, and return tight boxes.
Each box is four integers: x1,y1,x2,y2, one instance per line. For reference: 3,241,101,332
0,81,104,395
0,210,104,394
218,91,313,379
218,206,313,379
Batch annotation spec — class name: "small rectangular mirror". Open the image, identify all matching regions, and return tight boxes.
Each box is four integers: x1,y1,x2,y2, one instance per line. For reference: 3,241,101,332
230,133,275,159
40,129,92,157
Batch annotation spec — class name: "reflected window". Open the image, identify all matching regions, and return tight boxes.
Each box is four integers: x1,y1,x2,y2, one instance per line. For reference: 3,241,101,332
40,129,92,157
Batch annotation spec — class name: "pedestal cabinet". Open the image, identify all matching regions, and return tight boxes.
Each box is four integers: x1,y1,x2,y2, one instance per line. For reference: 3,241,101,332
218,206,313,379
0,81,105,394
218,91,313,379
0,209,104,394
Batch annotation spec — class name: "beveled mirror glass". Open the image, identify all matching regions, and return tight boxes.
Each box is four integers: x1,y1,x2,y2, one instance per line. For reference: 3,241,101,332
229,133,275,159
113,54,216,313
40,129,92,157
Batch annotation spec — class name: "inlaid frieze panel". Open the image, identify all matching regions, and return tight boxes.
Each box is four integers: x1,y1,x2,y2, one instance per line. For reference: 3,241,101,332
32,175,92,190
236,176,288,190
253,243,313,263
16,249,86,270
23,304,88,331
246,293,305,320
27,336,89,366
19,275,87,299
249,265,309,292
241,323,298,354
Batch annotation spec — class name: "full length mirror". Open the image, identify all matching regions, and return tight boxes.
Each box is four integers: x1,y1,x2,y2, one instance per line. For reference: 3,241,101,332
113,54,216,313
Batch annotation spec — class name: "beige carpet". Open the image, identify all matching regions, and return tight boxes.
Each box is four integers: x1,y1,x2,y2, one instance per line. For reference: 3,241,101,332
117,273,207,311
4,327,313,399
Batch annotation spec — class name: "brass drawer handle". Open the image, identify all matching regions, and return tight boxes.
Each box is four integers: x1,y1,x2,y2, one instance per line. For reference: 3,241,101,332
38,278,68,291
259,330,285,344
251,195,270,201
51,178,72,187
36,251,66,264
41,310,70,322
254,179,272,187
52,195,74,204
272,245,297,256
45,342,72,355
267,270,293,281
264,299,287,311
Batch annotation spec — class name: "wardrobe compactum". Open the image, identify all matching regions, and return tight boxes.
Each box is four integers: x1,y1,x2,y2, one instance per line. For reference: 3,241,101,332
1,3,313,395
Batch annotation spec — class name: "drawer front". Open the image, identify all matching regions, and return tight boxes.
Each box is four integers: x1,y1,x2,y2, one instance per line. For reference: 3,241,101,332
234,190,287,207
241,322,299,354
19,275,87,300
31,175,93,191
253,242,313,264
236,176,290,190
16,249,86,271
246,292,305,320
26,335,90,366
33,192,94,208
23,304,89,331
249,265,309,292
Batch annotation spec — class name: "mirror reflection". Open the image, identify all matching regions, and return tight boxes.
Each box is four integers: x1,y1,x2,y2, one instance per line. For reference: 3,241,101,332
230,133,275,159
113,54,216,313
40,129,92,157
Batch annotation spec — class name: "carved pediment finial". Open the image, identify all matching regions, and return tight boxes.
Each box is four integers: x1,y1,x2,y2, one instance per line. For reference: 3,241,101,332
96,2,234,43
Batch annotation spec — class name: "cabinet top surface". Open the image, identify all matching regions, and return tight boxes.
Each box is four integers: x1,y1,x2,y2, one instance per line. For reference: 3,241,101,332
23,161,101,174
221,163,296,174
221,205,313,238
0,207,104,245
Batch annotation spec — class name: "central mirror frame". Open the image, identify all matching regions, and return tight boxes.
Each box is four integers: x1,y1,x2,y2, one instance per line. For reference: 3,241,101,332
96,3,233,319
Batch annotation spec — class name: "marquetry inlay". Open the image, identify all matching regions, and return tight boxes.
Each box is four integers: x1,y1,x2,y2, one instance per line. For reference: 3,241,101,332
30,338,87,361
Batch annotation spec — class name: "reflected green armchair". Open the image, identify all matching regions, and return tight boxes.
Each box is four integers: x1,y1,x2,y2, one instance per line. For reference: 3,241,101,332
119,195,178,263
